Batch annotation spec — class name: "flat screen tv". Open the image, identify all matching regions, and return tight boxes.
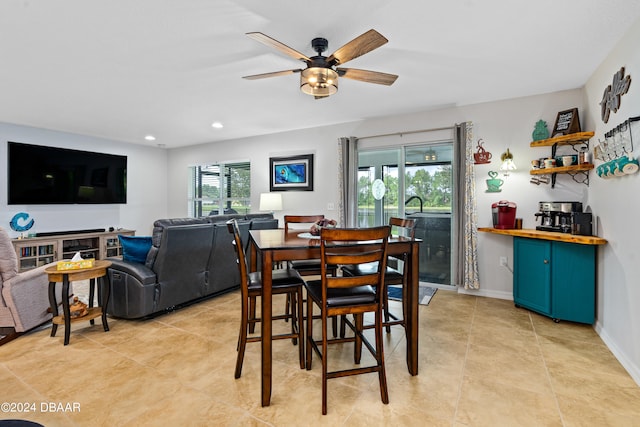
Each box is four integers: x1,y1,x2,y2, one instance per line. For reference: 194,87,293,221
8,141,127,205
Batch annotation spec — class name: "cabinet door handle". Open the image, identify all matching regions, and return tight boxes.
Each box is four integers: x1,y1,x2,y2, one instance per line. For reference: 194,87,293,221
543,259,549,264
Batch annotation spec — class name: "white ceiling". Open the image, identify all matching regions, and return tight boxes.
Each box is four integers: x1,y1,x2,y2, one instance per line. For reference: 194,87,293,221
1,0,639,148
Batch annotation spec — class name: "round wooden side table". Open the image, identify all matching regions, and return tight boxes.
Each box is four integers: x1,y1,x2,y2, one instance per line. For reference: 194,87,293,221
45,260,112,345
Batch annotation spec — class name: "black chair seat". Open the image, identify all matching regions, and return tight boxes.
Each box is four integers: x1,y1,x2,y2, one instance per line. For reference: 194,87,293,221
248,269,304,291
289,259,320,269
341,263,403,282
305,280,375,306
289,259,338,274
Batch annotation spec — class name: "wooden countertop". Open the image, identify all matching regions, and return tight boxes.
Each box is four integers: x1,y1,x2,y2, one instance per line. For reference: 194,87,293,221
478,227,607,245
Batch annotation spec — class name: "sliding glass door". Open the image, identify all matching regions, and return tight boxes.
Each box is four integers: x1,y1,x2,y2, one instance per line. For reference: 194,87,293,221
356,143,454,286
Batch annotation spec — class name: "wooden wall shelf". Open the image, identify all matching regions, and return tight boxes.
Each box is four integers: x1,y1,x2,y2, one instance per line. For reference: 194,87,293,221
530,131,594,187
530,163,594,175
529,132,595,148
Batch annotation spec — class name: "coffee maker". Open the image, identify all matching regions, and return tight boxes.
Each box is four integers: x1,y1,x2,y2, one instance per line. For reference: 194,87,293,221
492,200,517,229
535,202,587,234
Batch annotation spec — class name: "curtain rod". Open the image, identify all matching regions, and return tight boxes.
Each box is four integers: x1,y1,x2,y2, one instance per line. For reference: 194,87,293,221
357,125,454,141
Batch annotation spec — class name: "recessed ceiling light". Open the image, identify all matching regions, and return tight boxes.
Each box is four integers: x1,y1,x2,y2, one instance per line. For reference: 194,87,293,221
145,135,156,141
211,122,224,129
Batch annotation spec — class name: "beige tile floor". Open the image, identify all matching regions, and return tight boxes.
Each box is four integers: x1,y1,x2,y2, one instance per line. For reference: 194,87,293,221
1,289,639,426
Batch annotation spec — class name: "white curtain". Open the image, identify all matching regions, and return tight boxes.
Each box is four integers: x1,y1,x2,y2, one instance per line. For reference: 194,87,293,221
454,122,480,289
337,137,358,227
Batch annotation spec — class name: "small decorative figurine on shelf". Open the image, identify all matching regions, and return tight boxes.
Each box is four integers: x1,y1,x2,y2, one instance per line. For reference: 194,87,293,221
532,120,549,141
473,139,492,164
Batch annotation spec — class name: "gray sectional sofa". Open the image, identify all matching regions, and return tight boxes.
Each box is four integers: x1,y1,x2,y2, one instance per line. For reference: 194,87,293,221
106,214,277,319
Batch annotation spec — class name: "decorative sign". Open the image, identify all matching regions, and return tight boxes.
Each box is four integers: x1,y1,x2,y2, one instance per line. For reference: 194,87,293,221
532,120,549,141
485,171,504,193
600,66,632,123
473,139,492,164
10,212,34,232
551,108,581,137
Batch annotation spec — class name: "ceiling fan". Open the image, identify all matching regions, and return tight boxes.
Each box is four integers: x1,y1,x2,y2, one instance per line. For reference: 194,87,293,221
243,29,398,99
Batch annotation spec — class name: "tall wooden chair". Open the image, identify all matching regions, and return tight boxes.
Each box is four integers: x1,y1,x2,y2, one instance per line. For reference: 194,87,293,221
304,225,391,415
227,219,305,379
284,214,339,335
284,215,338,276
341,217,416,332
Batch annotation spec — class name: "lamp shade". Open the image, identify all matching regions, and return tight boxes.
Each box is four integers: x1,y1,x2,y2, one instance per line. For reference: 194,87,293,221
500,148,517,175
300,67,338,97
259,193,282,212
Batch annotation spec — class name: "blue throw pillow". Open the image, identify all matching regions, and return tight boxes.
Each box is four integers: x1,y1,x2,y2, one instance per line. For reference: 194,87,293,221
118,235,152,264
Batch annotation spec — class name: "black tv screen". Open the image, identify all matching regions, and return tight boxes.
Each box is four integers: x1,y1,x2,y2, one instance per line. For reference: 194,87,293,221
8,141,127,205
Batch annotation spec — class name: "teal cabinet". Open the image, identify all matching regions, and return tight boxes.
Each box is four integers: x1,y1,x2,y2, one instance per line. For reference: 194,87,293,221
514,238,551,315
513,237,595,324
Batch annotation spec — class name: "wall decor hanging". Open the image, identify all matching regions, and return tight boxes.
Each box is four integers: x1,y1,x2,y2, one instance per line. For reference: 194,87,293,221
10,212,34,232
600,66,632,123
551,108,581,137
532,120,549,141
473,139,492,164
485,171,503,192
269,154,314,191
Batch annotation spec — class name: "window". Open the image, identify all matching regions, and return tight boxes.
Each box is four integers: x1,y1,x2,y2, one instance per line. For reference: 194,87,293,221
188,162,251,217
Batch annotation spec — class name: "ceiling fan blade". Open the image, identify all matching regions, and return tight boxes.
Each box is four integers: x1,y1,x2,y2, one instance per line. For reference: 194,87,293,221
327,29,388,65
246,32,310,63
336,68,398,86
242,69,302,80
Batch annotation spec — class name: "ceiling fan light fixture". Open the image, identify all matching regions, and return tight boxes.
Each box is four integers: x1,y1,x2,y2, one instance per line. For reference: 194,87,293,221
300,67,338,97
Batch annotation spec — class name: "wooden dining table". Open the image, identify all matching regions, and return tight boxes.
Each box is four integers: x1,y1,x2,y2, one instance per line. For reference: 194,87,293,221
248,228,421,407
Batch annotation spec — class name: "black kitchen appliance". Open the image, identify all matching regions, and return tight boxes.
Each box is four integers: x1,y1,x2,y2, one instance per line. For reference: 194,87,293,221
571,212,593,236
534,201,583,233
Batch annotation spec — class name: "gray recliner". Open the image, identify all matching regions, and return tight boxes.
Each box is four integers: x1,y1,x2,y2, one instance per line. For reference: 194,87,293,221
106,214,277,319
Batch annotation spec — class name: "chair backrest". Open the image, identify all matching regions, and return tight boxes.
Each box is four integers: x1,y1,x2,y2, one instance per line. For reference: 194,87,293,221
227,219,249,299
389,217,416,239
320,226,390,300
152,223,214,310
284,215,325,232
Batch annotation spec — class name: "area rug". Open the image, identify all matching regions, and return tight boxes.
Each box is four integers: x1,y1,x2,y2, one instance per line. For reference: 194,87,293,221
387,285,437,306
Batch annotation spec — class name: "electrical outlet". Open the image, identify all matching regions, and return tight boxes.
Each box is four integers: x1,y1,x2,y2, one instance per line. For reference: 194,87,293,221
327,202,335,210
499,256,508,267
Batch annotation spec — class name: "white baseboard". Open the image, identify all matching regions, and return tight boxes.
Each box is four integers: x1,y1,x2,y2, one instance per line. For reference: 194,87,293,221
456,287,513,301
594,321,640,387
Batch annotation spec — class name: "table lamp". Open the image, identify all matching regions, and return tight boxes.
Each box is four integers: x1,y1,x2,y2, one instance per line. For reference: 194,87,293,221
259,193,282,214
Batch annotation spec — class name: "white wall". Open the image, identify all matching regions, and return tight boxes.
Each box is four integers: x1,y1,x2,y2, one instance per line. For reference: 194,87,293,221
0,123,168,237
583,17,640,384
166,122,360,224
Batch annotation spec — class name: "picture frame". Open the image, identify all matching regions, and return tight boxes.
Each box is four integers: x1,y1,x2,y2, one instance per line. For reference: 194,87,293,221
551,108,581,137
269,154,314,191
